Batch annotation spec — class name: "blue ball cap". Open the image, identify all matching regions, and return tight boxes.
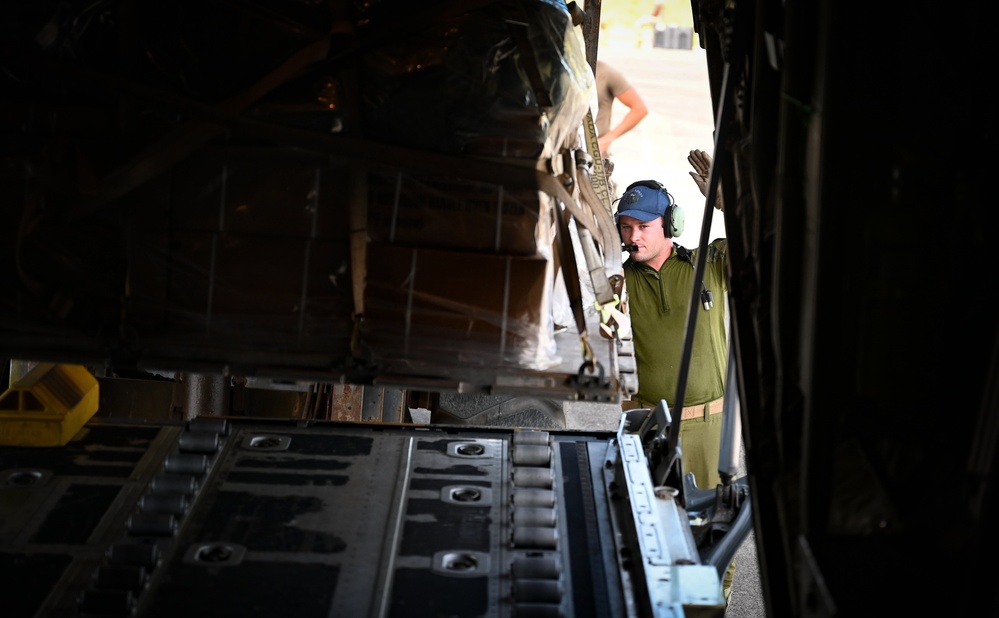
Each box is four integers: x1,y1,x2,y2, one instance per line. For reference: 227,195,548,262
615,183,671,222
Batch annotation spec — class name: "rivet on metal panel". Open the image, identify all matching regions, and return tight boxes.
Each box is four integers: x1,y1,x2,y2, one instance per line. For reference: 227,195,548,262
184,542,247,567
449,441,492,458
242,434,292,451
442,485,494,505
450,487,481,502
432,550,491,577
1,468,52,487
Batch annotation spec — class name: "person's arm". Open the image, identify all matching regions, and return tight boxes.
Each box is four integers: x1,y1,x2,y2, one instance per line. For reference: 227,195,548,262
598,87,648,155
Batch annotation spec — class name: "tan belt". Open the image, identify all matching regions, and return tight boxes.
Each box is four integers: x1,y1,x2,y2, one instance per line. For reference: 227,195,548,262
621,397,724,420
679,397,724,421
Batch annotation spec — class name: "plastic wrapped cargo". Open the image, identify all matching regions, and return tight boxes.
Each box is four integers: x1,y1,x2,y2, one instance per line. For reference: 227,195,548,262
0,0,603,391
358,0,594,160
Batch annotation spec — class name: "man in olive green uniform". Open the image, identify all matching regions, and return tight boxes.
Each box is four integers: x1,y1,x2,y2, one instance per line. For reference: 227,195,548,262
617,181,727,489
616,150,734,599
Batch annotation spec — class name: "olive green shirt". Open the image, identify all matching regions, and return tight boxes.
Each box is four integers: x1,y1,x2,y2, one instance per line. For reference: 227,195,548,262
624,239,728,408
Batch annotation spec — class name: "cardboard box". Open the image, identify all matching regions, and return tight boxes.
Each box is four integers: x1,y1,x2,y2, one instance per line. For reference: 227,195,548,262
362,244,559,371
171,157,351,240
366,171,550,256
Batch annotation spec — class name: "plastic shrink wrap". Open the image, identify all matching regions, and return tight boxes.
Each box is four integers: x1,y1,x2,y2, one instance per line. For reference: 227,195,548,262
0,0,595,381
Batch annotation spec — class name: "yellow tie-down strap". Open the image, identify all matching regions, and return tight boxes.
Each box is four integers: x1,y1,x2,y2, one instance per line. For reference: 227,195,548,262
595,294,631,340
